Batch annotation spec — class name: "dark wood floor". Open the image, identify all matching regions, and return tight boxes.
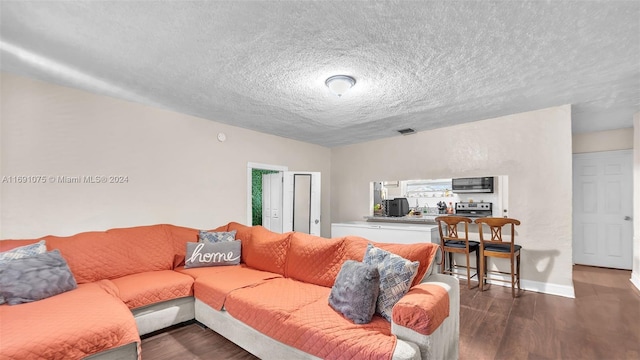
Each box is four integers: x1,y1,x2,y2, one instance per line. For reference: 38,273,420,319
459,265,639,360
141,265,640,360
140,322,258,360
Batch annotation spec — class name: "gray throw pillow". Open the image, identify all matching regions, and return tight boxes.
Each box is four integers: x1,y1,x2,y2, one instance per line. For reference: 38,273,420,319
0,249,78,305
185,241,241,268
0,240,48,304
0,240,47,262
199,230,237,243
328,260,380,324
363,243,419,321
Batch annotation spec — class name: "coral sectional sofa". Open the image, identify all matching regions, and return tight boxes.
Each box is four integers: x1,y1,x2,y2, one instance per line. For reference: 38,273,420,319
0,222,459,360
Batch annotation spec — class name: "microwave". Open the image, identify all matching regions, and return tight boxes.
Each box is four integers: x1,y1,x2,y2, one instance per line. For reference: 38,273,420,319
452,177,494,193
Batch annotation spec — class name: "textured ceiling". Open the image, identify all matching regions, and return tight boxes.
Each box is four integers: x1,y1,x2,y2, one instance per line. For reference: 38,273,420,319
1,1,638,147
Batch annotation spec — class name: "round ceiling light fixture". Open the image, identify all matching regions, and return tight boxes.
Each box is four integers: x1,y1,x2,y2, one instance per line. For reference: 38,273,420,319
325,75,356,97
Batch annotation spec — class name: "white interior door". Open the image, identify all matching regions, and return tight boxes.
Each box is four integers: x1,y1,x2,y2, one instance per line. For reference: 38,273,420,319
261,172,283,233
573,150,633,269
282,172,321,236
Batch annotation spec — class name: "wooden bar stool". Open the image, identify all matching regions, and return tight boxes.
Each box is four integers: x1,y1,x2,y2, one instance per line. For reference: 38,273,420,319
475,217,522,297
435,216,479,289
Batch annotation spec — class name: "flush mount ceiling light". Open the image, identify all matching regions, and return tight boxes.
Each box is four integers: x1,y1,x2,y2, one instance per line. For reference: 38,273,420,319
325,75,356,97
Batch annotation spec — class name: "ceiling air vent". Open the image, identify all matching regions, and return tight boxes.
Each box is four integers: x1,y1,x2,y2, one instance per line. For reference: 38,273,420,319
397,128,416,136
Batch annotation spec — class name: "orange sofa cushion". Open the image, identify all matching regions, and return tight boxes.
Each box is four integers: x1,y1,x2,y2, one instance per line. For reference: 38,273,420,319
109,270,194,309
344,236,438,287
224,279,395,360
175,263,244,279
242,226,291,275
284,298,395,360
392,283,450,336
191,265,282,310
285,233,346,287
0,282,140,360
227,222,253,243
44,225,175,284
224,278,331,334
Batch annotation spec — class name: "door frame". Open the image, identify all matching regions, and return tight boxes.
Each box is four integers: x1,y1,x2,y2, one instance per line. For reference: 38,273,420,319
572,149,634,269
282,171,321,236
246,162,288,226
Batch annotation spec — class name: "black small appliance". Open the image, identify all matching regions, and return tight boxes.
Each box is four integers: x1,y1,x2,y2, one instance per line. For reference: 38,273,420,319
386,198,410,217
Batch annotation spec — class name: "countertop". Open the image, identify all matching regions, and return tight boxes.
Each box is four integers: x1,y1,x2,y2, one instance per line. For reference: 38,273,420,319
332,221,438,231
363,215,443,224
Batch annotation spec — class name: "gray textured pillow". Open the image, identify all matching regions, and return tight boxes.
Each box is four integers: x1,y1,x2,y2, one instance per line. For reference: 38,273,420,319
0,240,47,262
328,260,380,324
0,240,48,305
185,241,241,268
199,230,237,243
0,249,78,305
363,243,419,321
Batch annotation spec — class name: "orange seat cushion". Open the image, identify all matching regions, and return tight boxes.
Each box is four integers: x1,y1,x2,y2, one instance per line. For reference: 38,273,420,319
224,278,395,360
192,266,282,310
392,283,450,335
242,226,292,275
109,270,194,309
283,298,396,360
175,263,244,279
0,282,140,360
285,233,346,287
224,278,331,334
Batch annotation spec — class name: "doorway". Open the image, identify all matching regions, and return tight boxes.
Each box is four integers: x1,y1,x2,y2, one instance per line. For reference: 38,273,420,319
246,163,321,236
282,171,321,235
253,169,281,228
247,163,288,230
573,150,633,269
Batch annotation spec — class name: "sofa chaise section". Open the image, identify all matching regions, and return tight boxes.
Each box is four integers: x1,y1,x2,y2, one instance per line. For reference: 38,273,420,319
0,281,140,360
0,224,198,359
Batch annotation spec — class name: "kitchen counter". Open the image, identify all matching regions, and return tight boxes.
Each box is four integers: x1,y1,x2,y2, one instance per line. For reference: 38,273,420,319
364,215,444,224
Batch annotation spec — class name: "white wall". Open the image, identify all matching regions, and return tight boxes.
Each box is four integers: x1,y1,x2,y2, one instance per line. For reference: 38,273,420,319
632,112,640,291
572,128,634,153
0,72,332,238
331,105,575,297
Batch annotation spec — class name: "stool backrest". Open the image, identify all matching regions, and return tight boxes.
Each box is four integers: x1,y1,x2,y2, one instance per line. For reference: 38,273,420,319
435,216,472,242
475,217,521,250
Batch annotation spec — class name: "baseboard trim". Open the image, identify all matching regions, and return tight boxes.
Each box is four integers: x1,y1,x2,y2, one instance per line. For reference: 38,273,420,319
631,272,640,293
479,275,575,298
520,279,575,298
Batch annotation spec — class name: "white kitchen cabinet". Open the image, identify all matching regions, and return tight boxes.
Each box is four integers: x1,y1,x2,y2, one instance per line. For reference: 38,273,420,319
331,221,440,245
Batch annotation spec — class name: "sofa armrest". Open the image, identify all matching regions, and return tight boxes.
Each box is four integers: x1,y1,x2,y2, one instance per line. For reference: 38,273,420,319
392,283,449,335
391,274,460,360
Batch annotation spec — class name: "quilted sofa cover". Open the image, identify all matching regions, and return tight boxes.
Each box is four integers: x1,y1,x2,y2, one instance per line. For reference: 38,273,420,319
0,222,458,360
179,224,455,360
0,224,197,360
0,281,139,360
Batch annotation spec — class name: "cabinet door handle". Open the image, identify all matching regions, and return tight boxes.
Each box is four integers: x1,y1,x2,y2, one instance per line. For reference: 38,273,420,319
624,216,632,221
